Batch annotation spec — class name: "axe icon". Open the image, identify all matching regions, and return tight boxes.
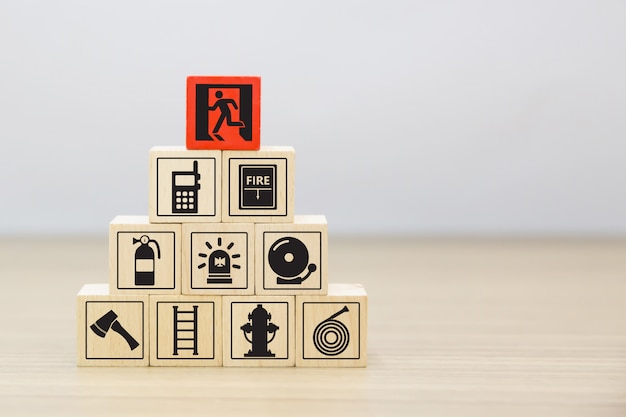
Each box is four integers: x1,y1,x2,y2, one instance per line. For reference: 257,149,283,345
90,310,140,351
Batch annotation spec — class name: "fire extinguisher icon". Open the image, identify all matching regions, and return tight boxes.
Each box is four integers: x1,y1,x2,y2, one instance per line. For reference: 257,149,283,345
133,235,161,286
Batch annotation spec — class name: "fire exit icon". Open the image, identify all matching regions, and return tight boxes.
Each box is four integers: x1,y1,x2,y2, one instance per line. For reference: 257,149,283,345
240,165,276,209
186,76,260,150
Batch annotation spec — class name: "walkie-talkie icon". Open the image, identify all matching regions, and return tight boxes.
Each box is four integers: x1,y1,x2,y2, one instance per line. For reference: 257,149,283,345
172,160,201,214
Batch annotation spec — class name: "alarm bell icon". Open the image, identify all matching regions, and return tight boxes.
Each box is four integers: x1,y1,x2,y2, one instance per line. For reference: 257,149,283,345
268,237,317,285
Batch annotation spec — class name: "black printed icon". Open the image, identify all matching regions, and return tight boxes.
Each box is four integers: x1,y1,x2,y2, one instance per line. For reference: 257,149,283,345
133,235,161,286
172,160,201,213
90,310,140,351
198,237,241,284
209,91,244,141
268,237,317,285
195,85,253,142
313,306,350,356
173,305,198,356
240,165,276,209
240,304,279,357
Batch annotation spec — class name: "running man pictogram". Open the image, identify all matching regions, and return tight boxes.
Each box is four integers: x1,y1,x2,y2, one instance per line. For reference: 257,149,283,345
209,90,245,141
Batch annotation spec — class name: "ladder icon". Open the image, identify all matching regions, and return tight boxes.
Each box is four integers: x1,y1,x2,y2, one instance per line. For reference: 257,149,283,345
173,305,198,356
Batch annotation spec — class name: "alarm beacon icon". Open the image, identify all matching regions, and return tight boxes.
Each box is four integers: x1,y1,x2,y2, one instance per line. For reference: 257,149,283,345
198,237,242,284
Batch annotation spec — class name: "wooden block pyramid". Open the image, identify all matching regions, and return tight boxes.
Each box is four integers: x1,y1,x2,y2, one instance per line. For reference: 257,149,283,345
77,76,368,367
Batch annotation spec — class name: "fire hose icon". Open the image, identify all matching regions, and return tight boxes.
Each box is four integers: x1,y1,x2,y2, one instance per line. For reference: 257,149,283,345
313,305,350,356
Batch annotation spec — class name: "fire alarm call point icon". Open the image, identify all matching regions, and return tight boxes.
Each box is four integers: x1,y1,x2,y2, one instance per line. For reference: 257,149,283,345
240,165,276,209
186,76,260,150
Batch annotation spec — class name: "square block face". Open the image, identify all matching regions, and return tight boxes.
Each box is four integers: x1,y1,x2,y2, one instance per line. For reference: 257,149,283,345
296,284,368,367
182,223,254,295
255,215,328,295
222,147,294,223
149,147,221,223
186,76,260,151
109,216,181,294
77,284,149,367
223,296,295,367
150,295,222,366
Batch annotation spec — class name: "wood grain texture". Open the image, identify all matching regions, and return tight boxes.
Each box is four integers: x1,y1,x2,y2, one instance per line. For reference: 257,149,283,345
1,237,626,416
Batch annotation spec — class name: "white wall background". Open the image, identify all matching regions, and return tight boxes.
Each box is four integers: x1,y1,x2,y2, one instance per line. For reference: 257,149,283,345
1,1,625,236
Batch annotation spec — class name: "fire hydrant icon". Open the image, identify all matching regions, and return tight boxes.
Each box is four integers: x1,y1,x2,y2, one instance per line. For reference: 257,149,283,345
240,304,279,357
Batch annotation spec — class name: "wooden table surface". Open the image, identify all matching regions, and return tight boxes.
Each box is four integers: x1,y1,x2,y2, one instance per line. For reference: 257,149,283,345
1,237,625,416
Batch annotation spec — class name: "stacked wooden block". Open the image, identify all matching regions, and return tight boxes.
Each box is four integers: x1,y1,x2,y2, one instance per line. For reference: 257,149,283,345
76,76,367,367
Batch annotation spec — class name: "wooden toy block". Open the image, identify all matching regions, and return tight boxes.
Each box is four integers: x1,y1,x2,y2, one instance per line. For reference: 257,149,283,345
223,295,295,367
222,146,295,223
109,216,181,295
150,295,222,366
77,284,149,367
149,146,221,223
186,76,260,151
255,215,328,295
296,284,368,367
182,223,255,295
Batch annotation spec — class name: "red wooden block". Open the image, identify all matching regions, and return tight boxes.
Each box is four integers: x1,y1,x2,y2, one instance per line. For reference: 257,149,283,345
186,76,261,150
